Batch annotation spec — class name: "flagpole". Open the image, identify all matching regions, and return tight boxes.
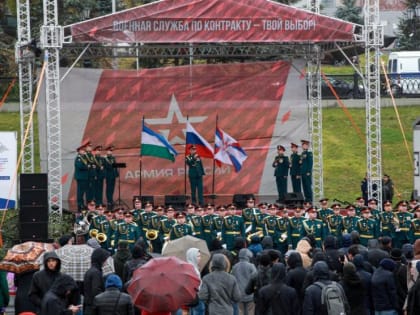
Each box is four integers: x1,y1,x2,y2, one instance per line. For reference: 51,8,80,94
184,116,188,198
140,116,144,196
212,115,218,197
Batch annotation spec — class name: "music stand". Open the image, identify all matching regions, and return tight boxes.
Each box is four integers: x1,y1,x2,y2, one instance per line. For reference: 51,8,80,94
112,162,127,207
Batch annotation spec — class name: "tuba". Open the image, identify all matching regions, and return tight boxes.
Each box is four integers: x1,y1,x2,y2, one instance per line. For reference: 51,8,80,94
247,230,264,243
96,232,107,243
146,229,159,240
89,228,99,238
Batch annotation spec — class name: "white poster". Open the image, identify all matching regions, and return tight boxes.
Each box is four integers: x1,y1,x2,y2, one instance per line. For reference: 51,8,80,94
0,132,17,209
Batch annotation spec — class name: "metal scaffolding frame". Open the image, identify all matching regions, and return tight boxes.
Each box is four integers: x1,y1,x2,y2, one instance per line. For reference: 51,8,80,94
364,0,384,208
15,0,34,174
16,0,382,223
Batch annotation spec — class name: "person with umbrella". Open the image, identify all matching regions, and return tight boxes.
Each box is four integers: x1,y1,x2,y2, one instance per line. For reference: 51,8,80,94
29,251,62,314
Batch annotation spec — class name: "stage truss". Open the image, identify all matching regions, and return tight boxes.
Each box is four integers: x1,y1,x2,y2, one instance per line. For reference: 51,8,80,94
16,0,382,234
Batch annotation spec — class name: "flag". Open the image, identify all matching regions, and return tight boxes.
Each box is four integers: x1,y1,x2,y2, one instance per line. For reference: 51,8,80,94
141,123,178,161
215,127,247,172
185,121,214,158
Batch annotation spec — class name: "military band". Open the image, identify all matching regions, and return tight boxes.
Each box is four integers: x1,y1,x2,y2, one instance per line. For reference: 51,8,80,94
75,196,420,255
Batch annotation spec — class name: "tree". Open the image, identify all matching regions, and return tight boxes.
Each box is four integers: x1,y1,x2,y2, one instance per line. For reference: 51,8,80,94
396,0,420,50
335,0,363,25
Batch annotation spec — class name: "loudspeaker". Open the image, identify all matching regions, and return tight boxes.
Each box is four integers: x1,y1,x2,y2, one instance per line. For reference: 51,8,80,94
164,195,187,210
19,206,49,222
232,194,255,209
141,195,154,205
19,222,48,241
20,173,48,190
20,190,48,207
284,192,304,206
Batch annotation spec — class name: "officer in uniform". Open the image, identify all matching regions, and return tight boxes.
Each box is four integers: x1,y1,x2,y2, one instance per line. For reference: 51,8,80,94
89,204,111,251
130,197,143,224
148,205,165,253
343,205,359,234
356,207,379,247
379,200,397,238
103,145,119,208
264,204,288,253
202,204,216,248
288,206,305,249
394,200,413,248
221,204,245,250
160,206,177,242
368,198,381,221
303,207,327,248
190,205,204,239
289,143,302,193
300,139,313,202
242,197,260,232
170,212,193,240
318,198,333,223
138,201,156,237
273,145,289,203
85,142,97,202
326,203,345,247
213,205,226,243
113,211,141,251
74,143,89,211
410,205,420,242
252,202,269,233
109,207,126,250
93,145,105,205
185,145,205,206
354,197,366,216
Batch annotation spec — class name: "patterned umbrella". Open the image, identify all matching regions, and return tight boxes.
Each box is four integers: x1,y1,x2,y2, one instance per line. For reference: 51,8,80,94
127,256,200,313
55,244,114,281
0,241,55,274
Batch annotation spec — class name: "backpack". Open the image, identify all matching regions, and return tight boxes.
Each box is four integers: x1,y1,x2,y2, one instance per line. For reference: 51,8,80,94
314,281,346,315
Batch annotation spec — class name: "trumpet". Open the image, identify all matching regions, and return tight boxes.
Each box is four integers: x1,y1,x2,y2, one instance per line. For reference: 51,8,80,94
247,230,264,243
279,232,288,243
146,229,159,240
96,232,107,243
89,228,99,238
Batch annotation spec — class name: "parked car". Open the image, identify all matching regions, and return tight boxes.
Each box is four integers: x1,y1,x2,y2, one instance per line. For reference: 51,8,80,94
321,76,364,99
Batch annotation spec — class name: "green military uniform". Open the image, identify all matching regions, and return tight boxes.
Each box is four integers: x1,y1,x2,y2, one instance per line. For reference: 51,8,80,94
185,147,205,205
94,150,106,205
130,208,142,226
190,215,204,239
288,215,305,249
74,148,89,211
394,211,413,248
90,213,112,250
148,214,164,253
318,208,333,224
326,214,345,246
289,143,301,193
252,212,269,233
273,145,289,203
213,215,224,242
242,207,260,232
103,147,118,208
303,217,327,248
139,211,156,237
356,216,379,247
113,221,141,251
411,218,420,242
343,216,359,234
170,223,193,240
201,214,216,248
300,141,313,202
379,211,397,238
265,215,289,253
85,149,97,202
160,217,177,241
222,215,245,250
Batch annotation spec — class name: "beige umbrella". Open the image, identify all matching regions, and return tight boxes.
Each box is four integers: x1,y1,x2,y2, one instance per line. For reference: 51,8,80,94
161,235,210,271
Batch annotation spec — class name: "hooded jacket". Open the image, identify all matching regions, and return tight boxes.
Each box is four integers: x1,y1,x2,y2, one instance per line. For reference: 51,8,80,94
296,238,312,268
29,251,62,311
112,247,132,280
339,263,367,315
371,258,398,311
285,252,308,301
231,248,257,303
256,263,299,315
302,261,350,315
40,274,79,315
83,248,110,315
198,253,241,315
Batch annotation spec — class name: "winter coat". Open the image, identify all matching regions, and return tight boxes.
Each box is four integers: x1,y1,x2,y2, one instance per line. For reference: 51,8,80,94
371,260,398,311
231,248,258,303
198,253,241,315
407,277,420,315
83,248,110,315
112,249,132,280
0,271,9,309
393,261,408,315
302,261,350,315
339,263,367,315
296,238,312,268
285,251,308,301
29,251,62,312
40,274,79,315
244,261,272,301
256,263,299,315
122,257,148,284
14,270,37,314
92,287,134,315
353,254,374,314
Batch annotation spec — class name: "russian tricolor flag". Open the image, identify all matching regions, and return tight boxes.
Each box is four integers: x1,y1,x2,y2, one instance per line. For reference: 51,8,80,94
185,121,214,159
215,127,247,172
